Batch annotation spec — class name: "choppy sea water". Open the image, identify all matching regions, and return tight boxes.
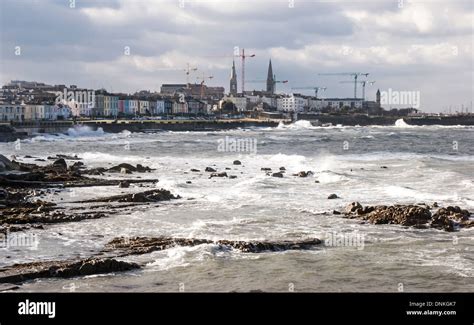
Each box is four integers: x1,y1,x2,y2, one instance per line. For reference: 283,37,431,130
1,120,473,292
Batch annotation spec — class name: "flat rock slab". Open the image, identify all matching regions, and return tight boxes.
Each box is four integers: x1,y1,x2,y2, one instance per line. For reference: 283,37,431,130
0,258,140,284
104,236,322,256
74,189,180,203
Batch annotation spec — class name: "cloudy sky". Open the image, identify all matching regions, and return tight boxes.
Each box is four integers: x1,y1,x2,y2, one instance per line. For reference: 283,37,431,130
0,0,472,112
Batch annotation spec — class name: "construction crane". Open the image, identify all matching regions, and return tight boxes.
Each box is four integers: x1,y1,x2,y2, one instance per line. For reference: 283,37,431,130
247,76,288,93
291,86,327,99
339,81,375,100
235,48,255,94
196,73,214,99
202,48,255,94
318,72,369,98
183,63,198,86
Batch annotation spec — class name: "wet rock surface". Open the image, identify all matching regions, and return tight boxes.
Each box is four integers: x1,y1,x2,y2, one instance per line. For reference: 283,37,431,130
0,258,140,284
0,155,158,188
103,236,322,256
0,155,174,234
74,189,180,203
107,163,155,174
343,202,473,231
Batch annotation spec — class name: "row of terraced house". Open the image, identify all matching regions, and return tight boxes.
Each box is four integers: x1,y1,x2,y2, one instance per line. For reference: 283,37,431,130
0,90,212,122
91,92,209,117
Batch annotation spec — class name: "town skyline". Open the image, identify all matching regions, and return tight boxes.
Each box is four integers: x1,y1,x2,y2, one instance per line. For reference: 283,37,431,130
1,0,472,113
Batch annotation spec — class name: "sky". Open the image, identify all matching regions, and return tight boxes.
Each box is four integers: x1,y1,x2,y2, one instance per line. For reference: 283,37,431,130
0,0,472,112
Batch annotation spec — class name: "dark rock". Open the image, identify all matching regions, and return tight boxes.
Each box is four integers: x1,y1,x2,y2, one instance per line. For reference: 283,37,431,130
108,163,136,173
118,181,130,188
205,167,217,172
216,238,321,253
186,181,192,184
74,189,179,203
261,168,272,171
108,163,154,173
190,169,200,172
433,202,439,208
103,236,321,256
430,214,454,232
233,160,242,165
229,175,237,179
294,171,313,177
71,161,84,168
0,258,140,284
135,164,153,173
430,206,471,231
210,172,228,178
350,204,432,227
225,167,231,170
279,167,286,171
272,172,284,178
381,166,388,169
333,210,341,215
346,202,362,214
56,154,81,160
52,158,67,170
327,194,339,199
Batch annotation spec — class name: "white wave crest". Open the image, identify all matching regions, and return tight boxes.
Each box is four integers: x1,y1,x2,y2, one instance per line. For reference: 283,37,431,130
67,125,105,137
394,118,415,128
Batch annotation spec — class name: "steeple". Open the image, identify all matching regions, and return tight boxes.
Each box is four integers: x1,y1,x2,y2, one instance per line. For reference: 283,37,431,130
266,59,274,95
230,60,238,96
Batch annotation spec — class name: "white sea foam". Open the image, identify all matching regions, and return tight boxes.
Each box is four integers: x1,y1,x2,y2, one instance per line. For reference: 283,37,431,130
394,118,415,128
66,125,105,137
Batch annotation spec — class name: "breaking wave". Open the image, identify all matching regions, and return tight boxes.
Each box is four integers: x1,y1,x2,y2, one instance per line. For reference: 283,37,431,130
66,125,105,137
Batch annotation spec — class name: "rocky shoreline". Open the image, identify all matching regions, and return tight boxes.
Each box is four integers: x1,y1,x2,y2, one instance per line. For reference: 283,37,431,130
1,153,473,288
340,202,474,232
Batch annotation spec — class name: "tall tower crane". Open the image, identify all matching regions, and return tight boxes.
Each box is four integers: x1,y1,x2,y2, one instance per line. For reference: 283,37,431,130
339,81,375,100
235,48,255,94
291,86,327,99
202,48,255,94
318,72,369,98
184,63,198,86
196,73,214,99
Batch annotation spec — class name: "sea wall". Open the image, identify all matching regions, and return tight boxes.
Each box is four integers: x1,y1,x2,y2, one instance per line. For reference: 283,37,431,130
297,114,474,126
3,119,279,138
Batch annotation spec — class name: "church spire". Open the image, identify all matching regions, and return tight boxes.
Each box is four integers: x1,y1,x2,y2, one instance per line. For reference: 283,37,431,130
230,60,238,95
266,59,274,95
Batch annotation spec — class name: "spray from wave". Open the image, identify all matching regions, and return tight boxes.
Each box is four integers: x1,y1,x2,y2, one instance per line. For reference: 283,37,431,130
278,120,315,130
394,118,414,128
66,125,105,137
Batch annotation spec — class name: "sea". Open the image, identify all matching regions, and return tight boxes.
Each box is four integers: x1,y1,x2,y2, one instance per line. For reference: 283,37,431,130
1,119,473,292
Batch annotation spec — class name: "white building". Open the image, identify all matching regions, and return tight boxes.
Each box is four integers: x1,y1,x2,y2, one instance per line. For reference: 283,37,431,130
277,94,308,112
155,100,165,114
0,104,24,121
324,98,364,110
245,94,277,109
139,100,150,115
